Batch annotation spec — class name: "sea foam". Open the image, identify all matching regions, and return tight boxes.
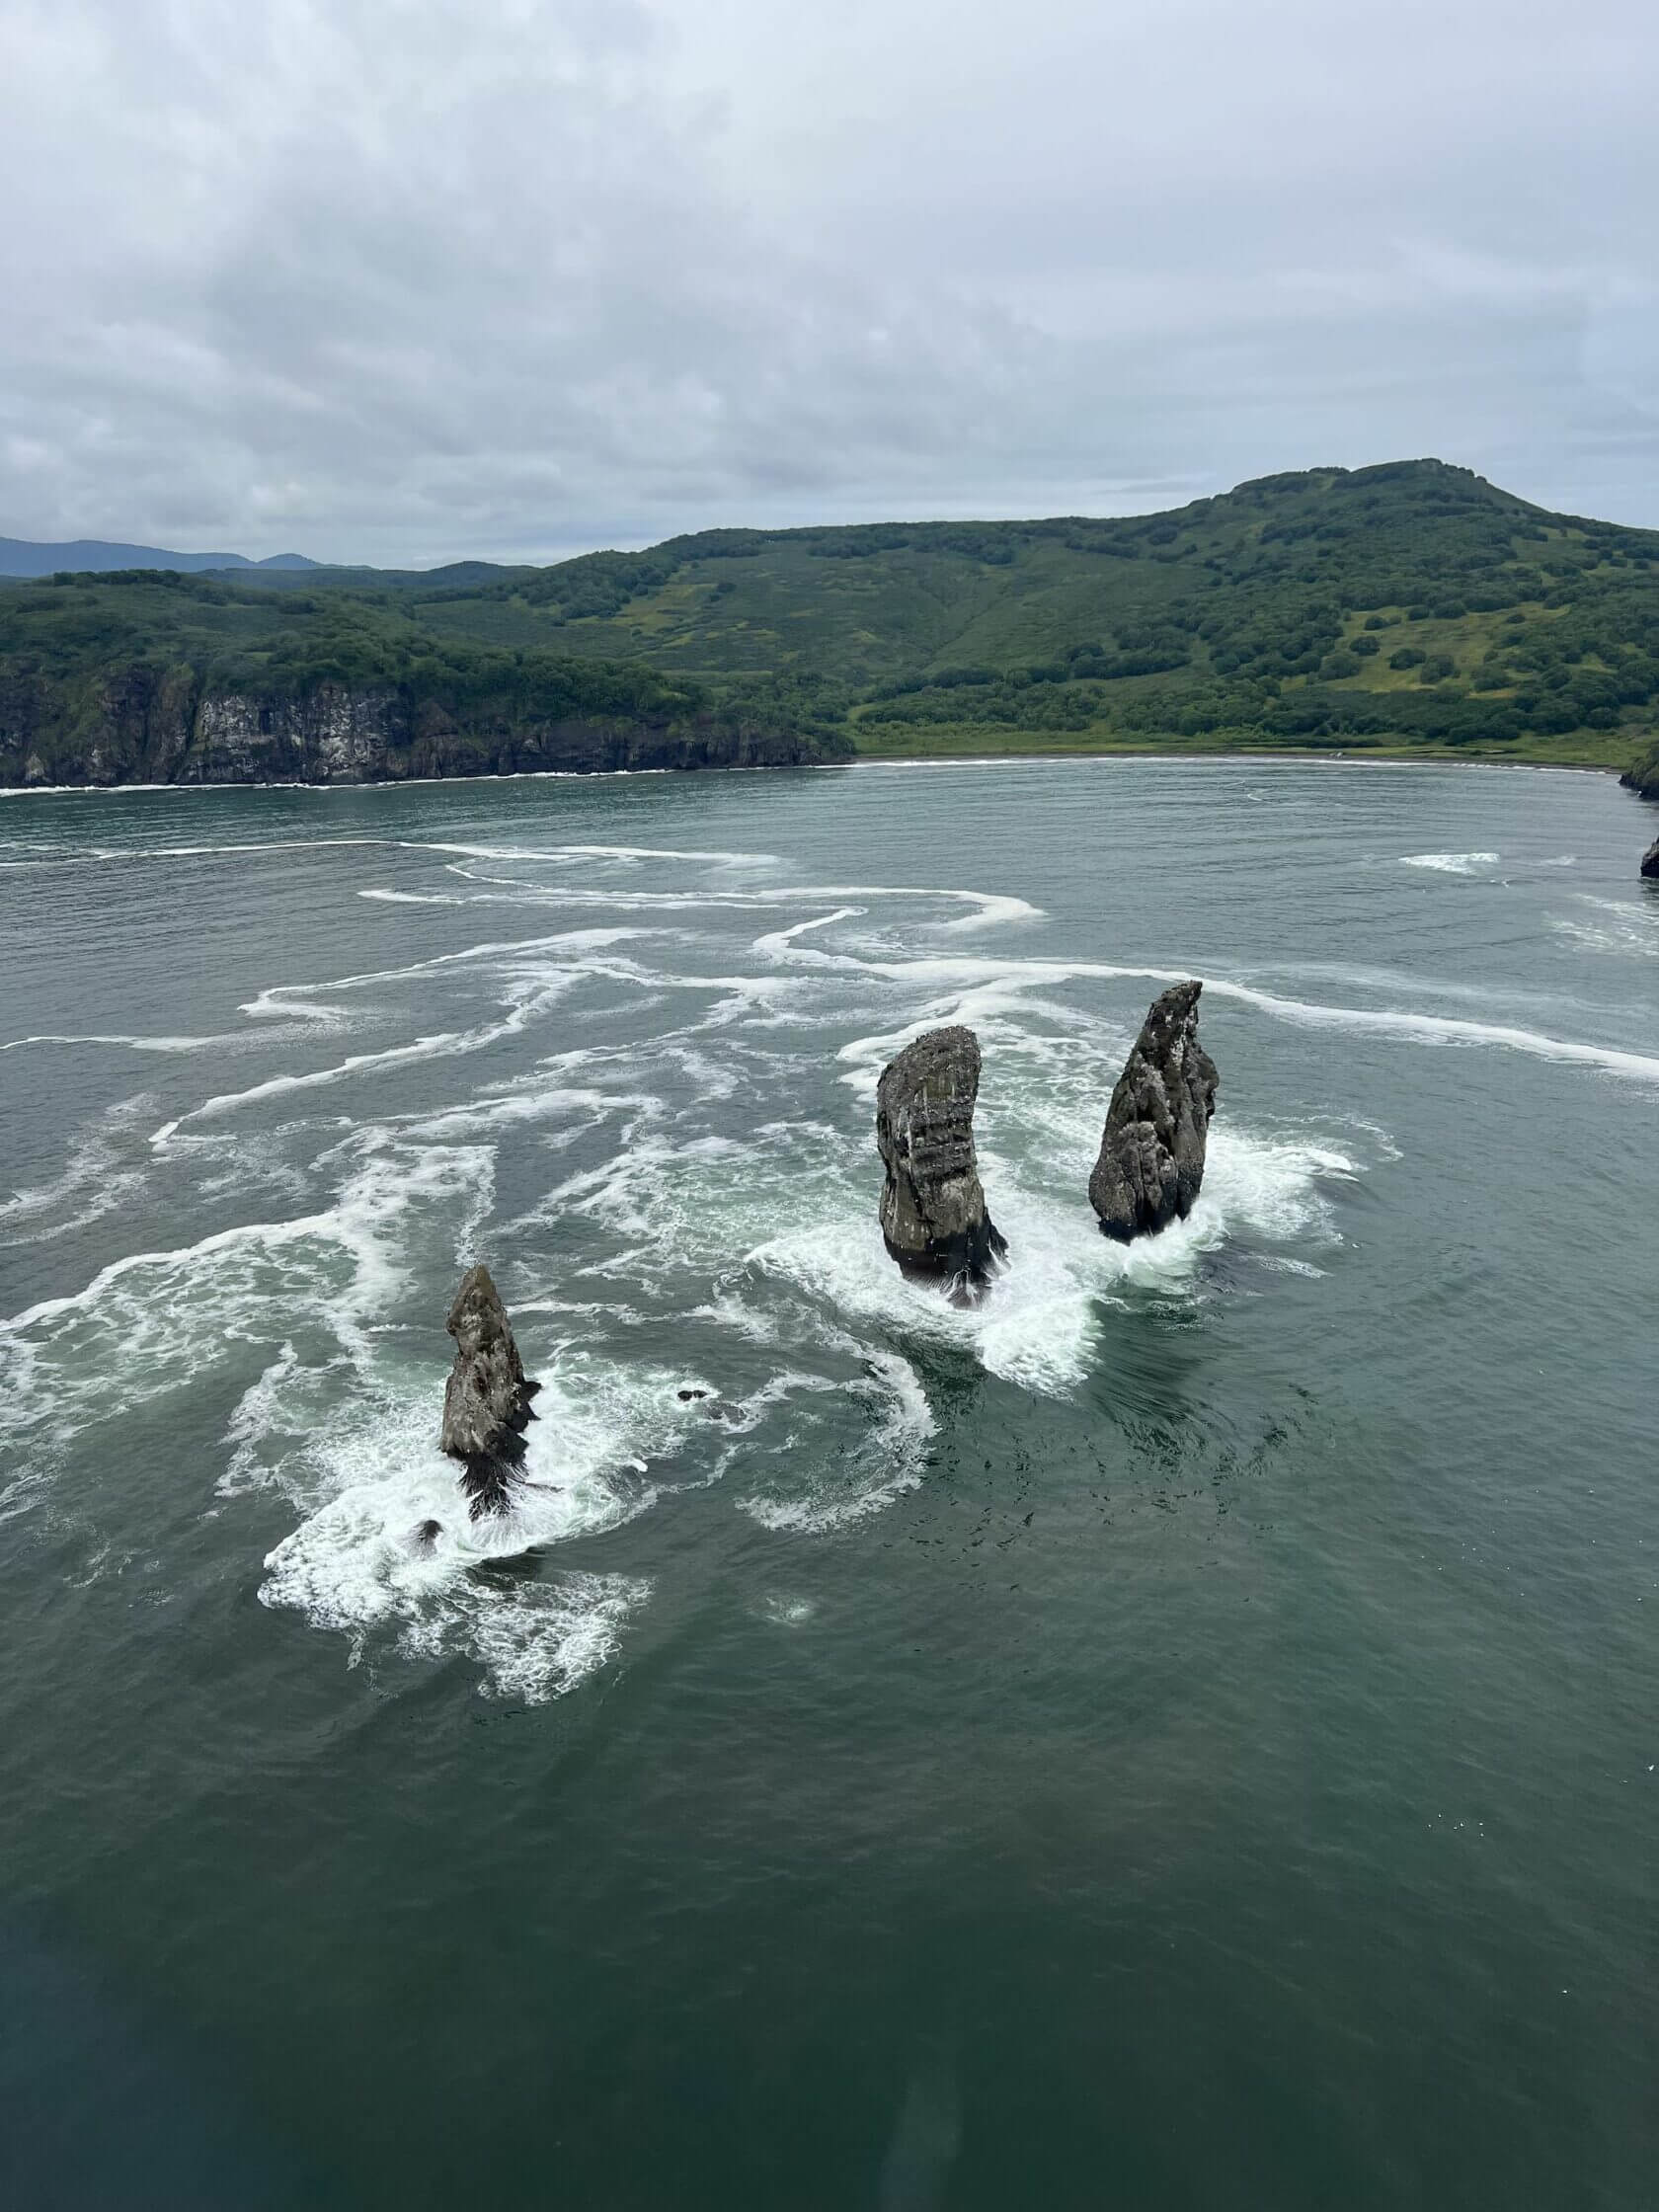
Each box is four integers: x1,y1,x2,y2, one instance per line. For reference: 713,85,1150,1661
19,824,1640,1702
1400,851,1500,874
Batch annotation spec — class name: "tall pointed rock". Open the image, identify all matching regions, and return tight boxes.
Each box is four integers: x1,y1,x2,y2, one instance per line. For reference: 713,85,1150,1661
439,1263,540,1517
1089,981,1219,1241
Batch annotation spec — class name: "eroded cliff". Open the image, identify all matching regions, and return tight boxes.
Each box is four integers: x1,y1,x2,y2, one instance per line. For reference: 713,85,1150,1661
2,667,837,786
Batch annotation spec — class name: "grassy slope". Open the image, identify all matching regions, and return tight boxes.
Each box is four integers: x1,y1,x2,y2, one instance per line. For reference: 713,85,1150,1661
7,460,1658,771
395,461,1659,767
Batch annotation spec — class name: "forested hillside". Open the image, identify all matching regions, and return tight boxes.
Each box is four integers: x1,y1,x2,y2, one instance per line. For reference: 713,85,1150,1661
6,459,1658,777
0,571,844,784
435,460,1659,759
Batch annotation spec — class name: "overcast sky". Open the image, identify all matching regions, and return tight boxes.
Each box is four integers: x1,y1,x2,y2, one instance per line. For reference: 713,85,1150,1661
3,0,1657,563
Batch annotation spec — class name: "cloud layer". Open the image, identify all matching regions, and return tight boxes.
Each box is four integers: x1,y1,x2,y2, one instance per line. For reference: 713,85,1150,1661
3,0,1656,561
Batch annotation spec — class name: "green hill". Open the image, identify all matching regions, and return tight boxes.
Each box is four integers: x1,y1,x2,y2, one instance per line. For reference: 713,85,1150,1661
7,459,1659,780
414,459,1659,764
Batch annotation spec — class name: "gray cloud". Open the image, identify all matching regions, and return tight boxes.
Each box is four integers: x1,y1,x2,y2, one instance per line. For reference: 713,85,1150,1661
2,0,1656,561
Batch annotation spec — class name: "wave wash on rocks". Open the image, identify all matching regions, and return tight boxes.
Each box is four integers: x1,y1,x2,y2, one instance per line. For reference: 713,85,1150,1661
876,1024,1007,1304
1088,981,1220,1241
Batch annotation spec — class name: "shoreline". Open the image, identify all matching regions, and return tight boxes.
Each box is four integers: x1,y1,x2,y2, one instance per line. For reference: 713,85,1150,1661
1,738,1649,796
845,747,1633,778
846,730,1639,772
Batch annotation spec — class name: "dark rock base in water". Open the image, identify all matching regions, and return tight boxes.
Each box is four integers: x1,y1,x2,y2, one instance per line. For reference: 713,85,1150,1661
883,1218,1009,1306
454,1383,542,1519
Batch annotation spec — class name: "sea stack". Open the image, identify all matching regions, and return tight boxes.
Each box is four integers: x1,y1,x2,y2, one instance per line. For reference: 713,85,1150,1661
439,1263,540,1517
1642,835,1659,880
1088,981,1219,1242
876,1024,1006,1303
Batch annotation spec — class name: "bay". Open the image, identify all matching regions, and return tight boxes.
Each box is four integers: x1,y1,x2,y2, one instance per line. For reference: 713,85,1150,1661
1,758,1655,2208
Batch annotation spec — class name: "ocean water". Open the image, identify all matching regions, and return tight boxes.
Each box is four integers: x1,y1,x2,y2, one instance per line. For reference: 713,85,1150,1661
1,758,1655,2208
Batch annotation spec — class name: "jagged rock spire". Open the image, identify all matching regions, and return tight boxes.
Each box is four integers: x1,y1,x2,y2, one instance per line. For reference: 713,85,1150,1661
1088,982,1219,1241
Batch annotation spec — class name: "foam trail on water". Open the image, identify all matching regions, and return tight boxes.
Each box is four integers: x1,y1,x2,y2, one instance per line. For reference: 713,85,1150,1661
404,839,782,866
1400,851,1500,874
364,867,1042,932
736,1352,936,1532
2,1143,489,1359
780,942,1659,1088
0,1031,222,1055
0,836,388,869
1236,959,1589,1015
0,1103,153,1246
0,1469,50,1529
753,909,864,960
1548,895,1659,961
1209,979,1659,1081
160,1034,486,1135
3,1207,356,1341
237,925,645,1024
144,837,388,860
358,889,460,906
159,959,619,1142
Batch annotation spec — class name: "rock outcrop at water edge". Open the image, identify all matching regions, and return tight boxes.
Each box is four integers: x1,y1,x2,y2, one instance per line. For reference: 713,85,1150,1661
1620,743,1659,804
439,1263,541,1518
1088,981,1220,1241
1642,835,1659,880
876,1024,1006,1303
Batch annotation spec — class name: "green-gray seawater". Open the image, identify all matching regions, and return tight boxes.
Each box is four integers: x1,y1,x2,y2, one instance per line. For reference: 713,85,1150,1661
1,760,1655,2207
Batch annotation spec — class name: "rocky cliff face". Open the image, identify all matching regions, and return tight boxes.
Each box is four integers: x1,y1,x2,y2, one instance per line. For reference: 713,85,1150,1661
190,689,398,782
876,1024,1006,1302
1,668,838,786
1088,981,1220,1241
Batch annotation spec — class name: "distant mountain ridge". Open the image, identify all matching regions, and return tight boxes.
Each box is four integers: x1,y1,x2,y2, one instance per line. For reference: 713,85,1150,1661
0,535,318,578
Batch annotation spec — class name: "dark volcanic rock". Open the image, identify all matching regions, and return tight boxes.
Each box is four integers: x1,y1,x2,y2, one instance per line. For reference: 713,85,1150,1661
1622,745,1659,803
876,1024,1006,1302
1642,836,1659,880
1088,981,1220,1242
439,1264,540,1518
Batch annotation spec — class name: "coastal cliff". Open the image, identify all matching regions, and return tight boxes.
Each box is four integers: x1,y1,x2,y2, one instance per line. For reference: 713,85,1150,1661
0,570,848,787
1,666,838,786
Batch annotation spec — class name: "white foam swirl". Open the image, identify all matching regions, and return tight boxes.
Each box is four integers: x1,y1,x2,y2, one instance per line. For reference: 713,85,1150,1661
1400,851,1500,874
